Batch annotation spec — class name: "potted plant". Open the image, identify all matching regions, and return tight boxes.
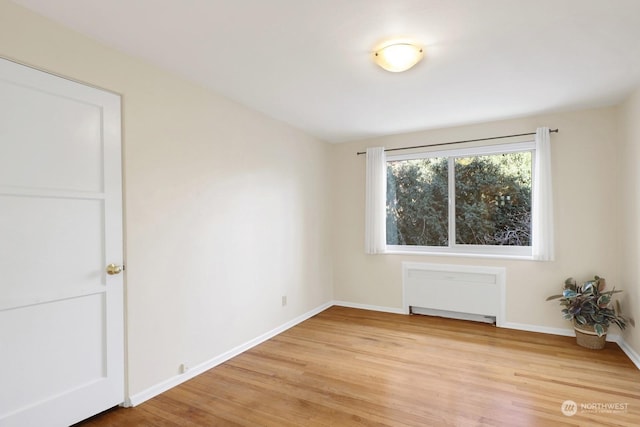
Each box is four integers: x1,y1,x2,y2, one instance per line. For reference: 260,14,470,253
546,276,634,349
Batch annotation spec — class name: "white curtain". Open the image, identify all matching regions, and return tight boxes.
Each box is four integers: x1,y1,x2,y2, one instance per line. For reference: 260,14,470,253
532,127,555,261
365,147,387,254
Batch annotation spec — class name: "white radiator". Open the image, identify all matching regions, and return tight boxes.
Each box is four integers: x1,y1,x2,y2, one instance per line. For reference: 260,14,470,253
402,262,506,326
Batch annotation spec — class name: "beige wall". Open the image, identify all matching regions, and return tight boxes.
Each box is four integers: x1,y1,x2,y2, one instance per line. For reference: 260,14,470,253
331,107,622,331
0,0,333,396
619,87,640,355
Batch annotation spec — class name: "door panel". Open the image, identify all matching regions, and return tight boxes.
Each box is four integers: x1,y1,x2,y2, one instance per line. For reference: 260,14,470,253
0,196,104,309
0,57,124,427
0,78,104,193
0,294,107,415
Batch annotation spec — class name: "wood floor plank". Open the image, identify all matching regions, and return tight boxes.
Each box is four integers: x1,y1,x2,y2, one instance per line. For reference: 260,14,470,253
77,306,640,426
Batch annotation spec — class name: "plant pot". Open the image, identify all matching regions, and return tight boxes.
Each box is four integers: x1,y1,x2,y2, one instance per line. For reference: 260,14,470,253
574,324,607,350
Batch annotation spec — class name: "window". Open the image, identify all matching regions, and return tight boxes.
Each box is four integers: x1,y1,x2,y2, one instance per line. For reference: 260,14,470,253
385,142,534,256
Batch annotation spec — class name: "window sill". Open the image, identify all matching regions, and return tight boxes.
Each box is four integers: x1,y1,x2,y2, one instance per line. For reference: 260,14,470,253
382,249,533,261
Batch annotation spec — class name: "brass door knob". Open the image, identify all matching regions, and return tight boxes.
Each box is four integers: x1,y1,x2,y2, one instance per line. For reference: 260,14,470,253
106,263,123,275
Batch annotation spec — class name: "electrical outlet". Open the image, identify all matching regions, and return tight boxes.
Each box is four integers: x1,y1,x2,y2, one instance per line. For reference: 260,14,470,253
281,295,287,306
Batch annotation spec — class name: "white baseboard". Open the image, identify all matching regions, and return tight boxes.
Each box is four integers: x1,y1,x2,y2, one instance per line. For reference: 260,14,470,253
501,322,639,369
501,321,575,337
613,336,640,370
332,300,405,315
125,301,333,407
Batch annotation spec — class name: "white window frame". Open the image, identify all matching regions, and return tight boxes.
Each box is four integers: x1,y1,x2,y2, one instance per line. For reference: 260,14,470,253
385,141,536,258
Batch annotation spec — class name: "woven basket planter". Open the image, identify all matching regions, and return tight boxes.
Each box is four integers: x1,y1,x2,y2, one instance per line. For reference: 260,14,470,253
574,324,607,350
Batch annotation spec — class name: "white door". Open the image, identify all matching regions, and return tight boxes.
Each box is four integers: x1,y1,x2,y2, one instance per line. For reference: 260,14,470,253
0,58,124,427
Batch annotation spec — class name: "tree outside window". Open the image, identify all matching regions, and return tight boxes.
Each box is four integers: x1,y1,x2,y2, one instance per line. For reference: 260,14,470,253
386,146,532,254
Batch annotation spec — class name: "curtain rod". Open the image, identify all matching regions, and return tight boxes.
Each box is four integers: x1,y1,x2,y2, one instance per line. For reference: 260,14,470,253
356,128,559,155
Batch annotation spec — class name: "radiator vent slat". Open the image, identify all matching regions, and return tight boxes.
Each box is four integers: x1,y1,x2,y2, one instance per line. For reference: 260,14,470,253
407,269,497,284
402,262,506,326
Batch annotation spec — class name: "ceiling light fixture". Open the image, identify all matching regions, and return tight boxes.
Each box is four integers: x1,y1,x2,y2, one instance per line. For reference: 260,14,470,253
373,42,424,73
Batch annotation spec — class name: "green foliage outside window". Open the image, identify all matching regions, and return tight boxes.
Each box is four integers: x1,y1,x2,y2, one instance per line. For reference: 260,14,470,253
386,151,532,247
386,158,448,246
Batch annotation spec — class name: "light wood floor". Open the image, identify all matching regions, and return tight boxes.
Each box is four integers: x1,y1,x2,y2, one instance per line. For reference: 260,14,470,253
78,306,640,426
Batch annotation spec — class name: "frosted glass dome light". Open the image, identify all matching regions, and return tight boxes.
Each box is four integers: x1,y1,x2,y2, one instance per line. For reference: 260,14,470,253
373,42,423,72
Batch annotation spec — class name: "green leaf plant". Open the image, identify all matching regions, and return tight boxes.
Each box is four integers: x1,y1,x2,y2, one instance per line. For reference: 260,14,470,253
546,276,635,337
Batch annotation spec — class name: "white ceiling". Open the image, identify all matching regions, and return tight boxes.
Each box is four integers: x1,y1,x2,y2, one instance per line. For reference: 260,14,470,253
12,0,640,143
